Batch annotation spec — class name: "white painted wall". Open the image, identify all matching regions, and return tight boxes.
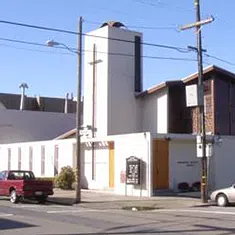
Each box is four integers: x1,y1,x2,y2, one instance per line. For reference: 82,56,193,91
0,109,75,144
107,27,143,135
81,132,151,196
1,132,218,196
212,136,235,190
83,25,143,137
0,139,76,178
82,141,110,189
113,132,151,196
141,89,168,133
169,139,200,191
83,26,109,136
0,132,151,196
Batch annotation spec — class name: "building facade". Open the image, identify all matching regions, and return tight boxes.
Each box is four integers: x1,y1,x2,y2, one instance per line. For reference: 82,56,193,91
1,22,235,196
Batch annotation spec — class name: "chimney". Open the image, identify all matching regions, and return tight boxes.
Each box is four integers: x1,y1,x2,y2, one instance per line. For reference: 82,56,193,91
19,83,29,110
64,93,69,113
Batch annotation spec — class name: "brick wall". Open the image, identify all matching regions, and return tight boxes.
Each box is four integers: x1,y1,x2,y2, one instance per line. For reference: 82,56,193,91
191,79,215,134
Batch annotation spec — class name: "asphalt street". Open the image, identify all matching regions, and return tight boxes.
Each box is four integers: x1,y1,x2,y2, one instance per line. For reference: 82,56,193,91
1,198,235,235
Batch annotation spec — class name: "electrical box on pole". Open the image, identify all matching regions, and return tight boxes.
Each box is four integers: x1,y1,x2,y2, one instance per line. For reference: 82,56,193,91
186,84,199,107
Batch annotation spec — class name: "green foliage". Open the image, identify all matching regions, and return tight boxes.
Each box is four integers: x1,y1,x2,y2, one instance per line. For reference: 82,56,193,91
54,166,76,190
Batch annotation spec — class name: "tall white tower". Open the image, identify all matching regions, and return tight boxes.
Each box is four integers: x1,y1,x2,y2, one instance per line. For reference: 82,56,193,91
83,21,143,137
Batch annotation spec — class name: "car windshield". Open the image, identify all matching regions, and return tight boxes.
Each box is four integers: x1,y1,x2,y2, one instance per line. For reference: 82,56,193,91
8,171,35,180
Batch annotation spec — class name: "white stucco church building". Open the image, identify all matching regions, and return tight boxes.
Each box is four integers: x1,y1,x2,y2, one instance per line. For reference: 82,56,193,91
0,21,234,197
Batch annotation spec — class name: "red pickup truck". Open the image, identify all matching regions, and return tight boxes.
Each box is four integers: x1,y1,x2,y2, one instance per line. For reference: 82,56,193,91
0,170,54,204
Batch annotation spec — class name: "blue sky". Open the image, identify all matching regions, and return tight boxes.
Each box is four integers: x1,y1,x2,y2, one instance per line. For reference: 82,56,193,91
0,0,233,98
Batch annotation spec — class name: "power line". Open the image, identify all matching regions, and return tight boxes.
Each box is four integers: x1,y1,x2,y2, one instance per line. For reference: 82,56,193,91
0,37,47,47
84,19,180,32
0,42,75,56
1,36,234,66
0,19,189,53
132,0,194,13
204,53,235,66
0,36,197,62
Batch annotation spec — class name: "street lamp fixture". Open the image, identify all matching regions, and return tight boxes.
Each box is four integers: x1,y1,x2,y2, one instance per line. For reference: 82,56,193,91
46,39,60,47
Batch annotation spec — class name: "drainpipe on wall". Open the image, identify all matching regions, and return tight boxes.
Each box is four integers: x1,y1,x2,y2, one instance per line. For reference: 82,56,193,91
19,83,29,111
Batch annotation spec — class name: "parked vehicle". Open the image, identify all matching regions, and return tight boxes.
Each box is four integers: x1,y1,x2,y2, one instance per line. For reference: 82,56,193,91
0,170,53,204
210,184,235,206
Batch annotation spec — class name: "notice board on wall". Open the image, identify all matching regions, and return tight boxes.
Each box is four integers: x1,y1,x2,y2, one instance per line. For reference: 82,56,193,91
126,156,141,185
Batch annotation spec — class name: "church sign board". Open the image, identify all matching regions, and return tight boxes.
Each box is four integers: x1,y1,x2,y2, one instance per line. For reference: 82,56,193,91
126,156,141,185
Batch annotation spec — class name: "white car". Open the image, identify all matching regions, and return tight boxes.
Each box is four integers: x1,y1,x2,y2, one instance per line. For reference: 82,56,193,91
210,184,235,206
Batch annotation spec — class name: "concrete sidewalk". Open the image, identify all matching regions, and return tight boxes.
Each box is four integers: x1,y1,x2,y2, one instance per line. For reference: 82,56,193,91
47,189,209,210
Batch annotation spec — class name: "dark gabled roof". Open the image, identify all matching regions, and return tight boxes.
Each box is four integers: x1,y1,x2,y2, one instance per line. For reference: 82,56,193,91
136,80,183,98
137,65,235,98
182,65,235,83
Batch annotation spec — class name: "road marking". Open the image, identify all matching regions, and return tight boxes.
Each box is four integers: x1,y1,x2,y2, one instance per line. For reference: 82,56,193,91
14,204,68,208
0,213,13,217
14,205,47,208
47,209,119,214
155,209,235,216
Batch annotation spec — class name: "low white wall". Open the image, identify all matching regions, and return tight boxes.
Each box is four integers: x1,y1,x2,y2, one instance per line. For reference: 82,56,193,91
169,139,200,191
0,132,151,197
1,132,211,196
0,139,76,178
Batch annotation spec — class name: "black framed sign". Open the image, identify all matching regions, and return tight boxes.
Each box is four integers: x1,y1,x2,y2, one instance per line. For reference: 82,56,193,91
126,156,141,185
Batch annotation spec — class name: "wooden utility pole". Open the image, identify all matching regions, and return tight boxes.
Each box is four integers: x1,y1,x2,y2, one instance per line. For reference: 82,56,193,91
195,0,207,204
180,0,214,203
75,16,83,203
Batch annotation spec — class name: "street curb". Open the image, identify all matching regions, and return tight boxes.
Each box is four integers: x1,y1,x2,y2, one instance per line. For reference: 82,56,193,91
47,198,74,206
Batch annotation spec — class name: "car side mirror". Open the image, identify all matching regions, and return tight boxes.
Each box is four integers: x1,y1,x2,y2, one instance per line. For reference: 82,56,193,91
232,184,235,188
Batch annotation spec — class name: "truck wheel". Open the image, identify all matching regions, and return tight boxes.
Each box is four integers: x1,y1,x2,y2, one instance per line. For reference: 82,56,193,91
37,196,47,204
10,190,19,204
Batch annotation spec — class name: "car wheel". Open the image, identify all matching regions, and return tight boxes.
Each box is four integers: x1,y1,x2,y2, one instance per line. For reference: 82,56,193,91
216,194,228,207
10,190,19,204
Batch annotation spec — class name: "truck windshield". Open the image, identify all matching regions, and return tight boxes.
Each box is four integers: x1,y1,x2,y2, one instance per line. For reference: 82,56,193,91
8,171,35,180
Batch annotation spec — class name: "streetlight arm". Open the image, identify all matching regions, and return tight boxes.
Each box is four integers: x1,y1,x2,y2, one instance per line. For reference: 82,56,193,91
60,43,78,55
46,39,78,54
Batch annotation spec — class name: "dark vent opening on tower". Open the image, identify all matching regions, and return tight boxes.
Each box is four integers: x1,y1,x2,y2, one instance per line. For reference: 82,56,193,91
100,21,125,28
